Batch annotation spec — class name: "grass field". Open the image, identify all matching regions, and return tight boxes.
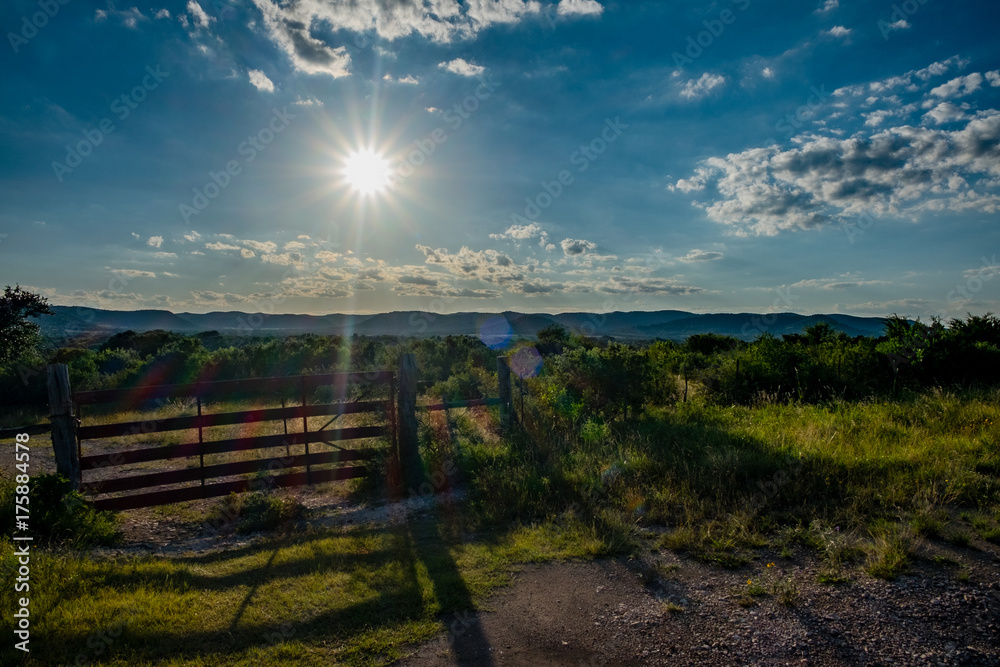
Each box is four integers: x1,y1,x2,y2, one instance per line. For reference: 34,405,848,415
2,388,1000,664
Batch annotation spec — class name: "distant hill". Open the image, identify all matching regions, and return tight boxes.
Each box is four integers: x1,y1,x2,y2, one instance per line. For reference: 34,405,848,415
632,312,886,341
40,306,889,343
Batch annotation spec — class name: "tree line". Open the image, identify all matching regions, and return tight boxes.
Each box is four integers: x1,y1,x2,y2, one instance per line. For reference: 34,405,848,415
2,286,999,415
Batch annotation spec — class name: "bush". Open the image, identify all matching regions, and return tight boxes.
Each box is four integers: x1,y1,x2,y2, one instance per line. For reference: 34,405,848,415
206,490,306,535
0,474,120,548
544,342,650,422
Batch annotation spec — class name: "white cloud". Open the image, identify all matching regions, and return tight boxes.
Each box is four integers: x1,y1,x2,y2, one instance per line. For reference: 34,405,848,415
183,230,201,242
292,96,324,107
190,290,262,304
146,235,164,248
679,249,724,262
557,0,604,17
205,242,241,251
131,232,140,239
315,250,342,263
490,222,545,242
931,73,984,99
676,110,1000,235
824,25,851,38
846,56,968,98
384,74,419,84
669,166,712,193
241,239,278,253
95,6,148,28
248,0,548,78
680,73,726,100
439,58,485,77
560,238,597,256
110,269,156,278
887,19,910,31
187,1,214,29
816,0,838,12
153,252,177,259
417,244,531,286
248,69,275,93
923,102,967,124
791,276,889,290
987,71,1000,87
240,248,256,259
915,56,970,81
250,0,350,78
597,276,703,295
155,9,170,19
261,252,303,265
672,58,1000,235
762,67,775,80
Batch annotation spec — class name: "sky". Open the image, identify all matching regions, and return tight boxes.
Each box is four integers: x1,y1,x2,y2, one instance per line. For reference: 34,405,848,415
2,0,999,320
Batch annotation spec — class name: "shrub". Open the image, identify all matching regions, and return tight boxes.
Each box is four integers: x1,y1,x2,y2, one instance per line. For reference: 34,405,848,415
0,474,120,548
206,490,306,535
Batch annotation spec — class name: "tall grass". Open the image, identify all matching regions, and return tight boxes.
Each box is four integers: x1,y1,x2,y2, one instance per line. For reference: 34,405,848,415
458,388,1000,564
3,388,998,664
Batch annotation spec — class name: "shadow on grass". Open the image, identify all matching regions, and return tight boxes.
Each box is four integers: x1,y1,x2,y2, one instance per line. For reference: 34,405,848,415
11,511,496,666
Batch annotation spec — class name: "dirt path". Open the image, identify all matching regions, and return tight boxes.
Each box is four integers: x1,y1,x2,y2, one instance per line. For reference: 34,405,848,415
86,484,1000,666
397,550,1000,666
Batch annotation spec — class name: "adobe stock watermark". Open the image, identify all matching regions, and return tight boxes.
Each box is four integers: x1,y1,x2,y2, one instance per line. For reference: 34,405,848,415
233,275,295,335
386,74,500,188
8,0,70,54
885,322,943,373
207,0,238,22
747,454,805,514
877,0,933,40
774,85,829,139
71,603,143,665
510,117,628,226
741,286,799,339
178,106,296,223
946,255,997,309
671,0,752,68
840,209,878,244
52,65,169,182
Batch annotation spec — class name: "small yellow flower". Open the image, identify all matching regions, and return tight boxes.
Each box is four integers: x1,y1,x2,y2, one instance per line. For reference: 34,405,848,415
747,579,752,585
767,562,774,568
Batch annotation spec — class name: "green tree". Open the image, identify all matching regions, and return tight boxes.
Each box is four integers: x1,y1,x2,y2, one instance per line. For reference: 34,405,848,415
537,324,571,355
0,285,53,364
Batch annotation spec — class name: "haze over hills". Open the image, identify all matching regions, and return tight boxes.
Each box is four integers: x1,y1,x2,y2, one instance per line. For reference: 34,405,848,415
41,306,890,343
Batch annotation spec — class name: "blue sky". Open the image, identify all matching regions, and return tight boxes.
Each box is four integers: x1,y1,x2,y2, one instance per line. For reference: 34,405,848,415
2,0,999,320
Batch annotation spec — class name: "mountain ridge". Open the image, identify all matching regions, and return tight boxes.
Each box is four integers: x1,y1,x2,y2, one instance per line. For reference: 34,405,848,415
40,306,890,343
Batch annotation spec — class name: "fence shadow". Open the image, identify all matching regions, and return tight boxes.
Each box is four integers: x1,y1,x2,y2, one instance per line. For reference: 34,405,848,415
29,510,497,665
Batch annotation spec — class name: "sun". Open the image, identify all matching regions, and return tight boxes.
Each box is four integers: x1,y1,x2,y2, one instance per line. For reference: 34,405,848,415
343,149,391,195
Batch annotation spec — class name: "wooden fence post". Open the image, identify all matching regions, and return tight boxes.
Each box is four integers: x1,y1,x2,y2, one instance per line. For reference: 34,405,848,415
397,354,419,479
47,364,79,489
497,356,511,430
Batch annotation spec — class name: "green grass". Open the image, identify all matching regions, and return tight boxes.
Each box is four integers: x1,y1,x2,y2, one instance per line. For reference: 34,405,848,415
864,523,914,580
929,554,960,567
0,515,609,666
5,388,999,664
500,389,1000,576
816,569,851,586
